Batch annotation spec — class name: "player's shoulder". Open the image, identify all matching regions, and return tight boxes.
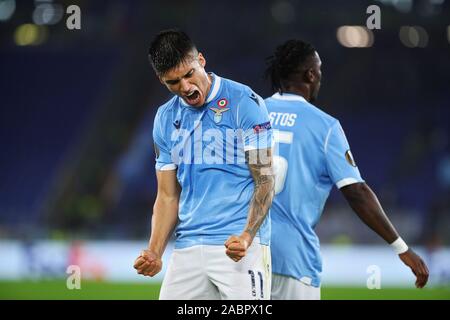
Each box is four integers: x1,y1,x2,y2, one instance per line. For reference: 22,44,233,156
306,101,338,125
220,76,263,106
300,101,341,135
220,76,250,94
155,95,179,122
153,96,181,139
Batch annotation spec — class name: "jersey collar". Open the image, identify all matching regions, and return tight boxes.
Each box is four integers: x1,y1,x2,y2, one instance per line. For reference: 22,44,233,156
206,73,222,103
179,73,222,107
271,92,307,103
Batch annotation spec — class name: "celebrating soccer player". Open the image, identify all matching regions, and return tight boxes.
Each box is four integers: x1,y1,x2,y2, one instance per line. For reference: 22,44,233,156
133,30,274,300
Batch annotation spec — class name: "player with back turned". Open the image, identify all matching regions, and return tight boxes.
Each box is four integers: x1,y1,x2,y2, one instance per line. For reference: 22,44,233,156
265,39,429,300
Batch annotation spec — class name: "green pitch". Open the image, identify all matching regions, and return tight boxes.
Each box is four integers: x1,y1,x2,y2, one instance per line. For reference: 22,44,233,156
0,280,449,300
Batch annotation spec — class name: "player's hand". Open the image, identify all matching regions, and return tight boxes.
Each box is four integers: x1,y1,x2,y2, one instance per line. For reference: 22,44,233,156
224,232,252,262
133,249,162,277
399,249,429,288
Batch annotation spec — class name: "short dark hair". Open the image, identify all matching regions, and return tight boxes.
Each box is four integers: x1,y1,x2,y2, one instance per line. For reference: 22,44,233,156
148,29,197,75
265,39,316,93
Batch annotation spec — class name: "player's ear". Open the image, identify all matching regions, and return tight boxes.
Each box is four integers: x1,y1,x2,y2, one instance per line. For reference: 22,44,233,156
198,52,206,68
304,68,315,84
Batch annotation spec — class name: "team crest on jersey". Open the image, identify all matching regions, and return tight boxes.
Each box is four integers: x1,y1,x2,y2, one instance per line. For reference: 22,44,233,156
210,107,230,124
345,149,357,167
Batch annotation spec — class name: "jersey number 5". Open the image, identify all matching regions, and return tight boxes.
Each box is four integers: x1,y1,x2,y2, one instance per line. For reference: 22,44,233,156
273,129,293,195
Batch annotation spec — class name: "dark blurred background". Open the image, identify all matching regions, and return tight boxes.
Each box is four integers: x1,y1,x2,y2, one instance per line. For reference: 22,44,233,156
0,0,449,248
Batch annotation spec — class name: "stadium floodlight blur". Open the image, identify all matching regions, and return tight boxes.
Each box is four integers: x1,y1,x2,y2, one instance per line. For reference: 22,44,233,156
0,0,15,21
337,26,374,48
13,23,48,46
271,0,296,24
32,2,64,26
399,26,429,48
375,0,414,13
0,0,449,299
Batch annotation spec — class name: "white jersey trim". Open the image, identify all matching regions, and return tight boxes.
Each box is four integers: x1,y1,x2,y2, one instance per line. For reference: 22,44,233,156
336,177,359,189
324,127,333,153
271,92,307,103
206,74,221,103
244,145,273,152
158,164,177,171
180,98,188,107
244,145,259,151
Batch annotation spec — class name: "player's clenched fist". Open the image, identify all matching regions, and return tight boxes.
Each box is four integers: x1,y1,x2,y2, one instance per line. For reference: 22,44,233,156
224,233,252,262
134,249,162,277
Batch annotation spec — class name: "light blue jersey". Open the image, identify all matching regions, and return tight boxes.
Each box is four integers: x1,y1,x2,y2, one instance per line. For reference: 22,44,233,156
265,92,364,287
153,73,272,249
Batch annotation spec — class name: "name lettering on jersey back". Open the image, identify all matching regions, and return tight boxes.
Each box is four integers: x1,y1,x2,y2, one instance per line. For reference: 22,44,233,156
269,112,297,127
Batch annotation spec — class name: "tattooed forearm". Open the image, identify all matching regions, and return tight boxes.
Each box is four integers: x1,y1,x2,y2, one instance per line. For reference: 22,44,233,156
244,148,275,240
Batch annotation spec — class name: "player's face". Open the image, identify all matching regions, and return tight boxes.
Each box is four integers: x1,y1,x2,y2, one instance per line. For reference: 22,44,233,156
310,52,322,103
159,52,211,107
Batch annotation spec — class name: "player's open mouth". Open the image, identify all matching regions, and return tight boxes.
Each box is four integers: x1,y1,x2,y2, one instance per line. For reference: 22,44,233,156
184,90,201,105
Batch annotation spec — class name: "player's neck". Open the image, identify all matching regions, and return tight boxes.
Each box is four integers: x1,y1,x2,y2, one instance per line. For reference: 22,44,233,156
283,88,310,102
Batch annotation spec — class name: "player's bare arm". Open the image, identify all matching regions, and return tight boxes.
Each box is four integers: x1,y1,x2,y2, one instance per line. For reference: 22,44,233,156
341,182,429,288
134,169,180,277
225,148,275,262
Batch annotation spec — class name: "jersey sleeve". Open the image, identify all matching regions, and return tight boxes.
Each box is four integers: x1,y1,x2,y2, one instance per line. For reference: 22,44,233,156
324,121,364,188
153,109,176,171
237,91,273,151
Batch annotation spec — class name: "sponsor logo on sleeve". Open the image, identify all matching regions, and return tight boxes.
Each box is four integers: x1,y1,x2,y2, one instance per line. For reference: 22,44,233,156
253,121,272,134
